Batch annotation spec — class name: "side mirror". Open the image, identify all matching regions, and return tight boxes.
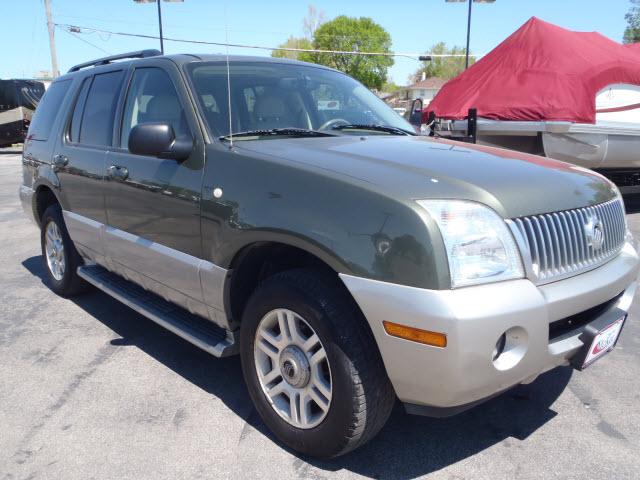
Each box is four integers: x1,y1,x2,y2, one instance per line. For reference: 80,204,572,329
128,122,192,161
409,98,424,127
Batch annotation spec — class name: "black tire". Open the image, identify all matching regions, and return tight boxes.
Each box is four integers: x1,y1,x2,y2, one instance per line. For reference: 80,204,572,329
240,268,396,458
40,204,88,297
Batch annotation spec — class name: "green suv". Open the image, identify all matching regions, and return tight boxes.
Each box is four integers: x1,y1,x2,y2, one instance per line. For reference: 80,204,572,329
19,50,639,458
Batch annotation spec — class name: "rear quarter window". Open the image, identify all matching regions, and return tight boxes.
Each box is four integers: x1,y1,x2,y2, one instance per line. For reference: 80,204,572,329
68,78,91,143
27,79,71,141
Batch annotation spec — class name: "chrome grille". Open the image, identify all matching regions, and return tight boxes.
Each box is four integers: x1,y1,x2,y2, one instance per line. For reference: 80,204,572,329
512,198,626,284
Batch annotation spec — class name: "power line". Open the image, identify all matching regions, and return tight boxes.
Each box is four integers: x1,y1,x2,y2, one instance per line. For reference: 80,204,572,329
55,23,478,60
54,14,428,44
63,29,112,55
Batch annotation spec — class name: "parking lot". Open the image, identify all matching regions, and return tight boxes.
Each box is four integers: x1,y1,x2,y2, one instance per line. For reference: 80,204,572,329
1,149,640,480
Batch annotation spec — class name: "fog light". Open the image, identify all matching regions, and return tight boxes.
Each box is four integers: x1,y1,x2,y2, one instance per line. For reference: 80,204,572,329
492,326,528,371
493,333,507,361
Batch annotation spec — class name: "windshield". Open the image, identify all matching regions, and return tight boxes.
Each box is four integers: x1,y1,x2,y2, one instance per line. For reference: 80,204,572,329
186,61,414,138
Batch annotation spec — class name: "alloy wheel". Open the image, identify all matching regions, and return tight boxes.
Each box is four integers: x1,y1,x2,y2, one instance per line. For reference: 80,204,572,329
254,308,332,429
45,221,65,281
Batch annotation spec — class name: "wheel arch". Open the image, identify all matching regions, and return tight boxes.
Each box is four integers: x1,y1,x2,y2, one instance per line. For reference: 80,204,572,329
33,183,61,227
224,240,358,328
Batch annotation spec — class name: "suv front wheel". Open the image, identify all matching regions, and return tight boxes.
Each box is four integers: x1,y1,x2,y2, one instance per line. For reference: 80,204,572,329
40,204,88,297
240,269,396,458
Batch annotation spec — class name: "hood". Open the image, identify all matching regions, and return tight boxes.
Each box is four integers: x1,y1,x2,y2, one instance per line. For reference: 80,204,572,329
235,135,617,218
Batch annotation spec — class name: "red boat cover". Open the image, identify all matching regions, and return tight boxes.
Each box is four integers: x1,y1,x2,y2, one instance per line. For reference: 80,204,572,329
424,17,640,124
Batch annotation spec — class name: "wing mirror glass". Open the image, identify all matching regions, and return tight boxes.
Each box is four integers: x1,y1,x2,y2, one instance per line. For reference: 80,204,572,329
128,122,192,161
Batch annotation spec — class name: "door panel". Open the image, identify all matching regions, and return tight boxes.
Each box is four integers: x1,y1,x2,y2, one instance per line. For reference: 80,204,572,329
104,65,205,304
55,70,125,259
105,152,203,255
62,210,104,262
104,150,204,299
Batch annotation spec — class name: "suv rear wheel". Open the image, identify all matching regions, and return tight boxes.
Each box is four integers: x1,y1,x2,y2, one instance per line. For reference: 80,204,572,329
40,204,88,297
240,269,395,458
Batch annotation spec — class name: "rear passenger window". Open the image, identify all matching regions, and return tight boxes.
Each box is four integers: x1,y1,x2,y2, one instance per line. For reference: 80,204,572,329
120,68,189,148
27,79,71,141
79,71,124,147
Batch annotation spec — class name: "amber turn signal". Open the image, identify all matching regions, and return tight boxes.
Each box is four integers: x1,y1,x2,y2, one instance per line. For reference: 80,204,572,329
382,321,447,348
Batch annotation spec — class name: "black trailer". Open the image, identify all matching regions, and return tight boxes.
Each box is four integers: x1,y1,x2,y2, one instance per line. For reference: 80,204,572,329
0,79,45,147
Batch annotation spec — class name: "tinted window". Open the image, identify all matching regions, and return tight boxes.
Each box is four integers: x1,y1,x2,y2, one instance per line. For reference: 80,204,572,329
68,78,91,143
79,71,124,146
187,62,413,136
27,80,71,141
120,68,189,148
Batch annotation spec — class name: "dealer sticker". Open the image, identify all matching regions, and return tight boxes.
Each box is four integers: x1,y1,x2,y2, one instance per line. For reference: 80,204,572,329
583,318,625,367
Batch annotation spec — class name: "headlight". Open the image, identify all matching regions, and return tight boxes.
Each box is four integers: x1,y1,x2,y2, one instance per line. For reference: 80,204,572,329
418,200,524,288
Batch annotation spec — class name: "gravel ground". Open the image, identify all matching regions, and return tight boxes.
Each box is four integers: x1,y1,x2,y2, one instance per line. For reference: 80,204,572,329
1,150,639,480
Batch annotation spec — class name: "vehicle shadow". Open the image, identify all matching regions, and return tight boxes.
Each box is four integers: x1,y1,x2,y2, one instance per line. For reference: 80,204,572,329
22,255,572,479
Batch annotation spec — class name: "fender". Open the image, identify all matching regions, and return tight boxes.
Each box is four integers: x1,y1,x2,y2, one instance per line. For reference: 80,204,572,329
25,163,64,226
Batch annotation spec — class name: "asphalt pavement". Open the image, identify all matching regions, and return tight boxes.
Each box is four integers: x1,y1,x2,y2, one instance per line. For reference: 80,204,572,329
1,150,639,480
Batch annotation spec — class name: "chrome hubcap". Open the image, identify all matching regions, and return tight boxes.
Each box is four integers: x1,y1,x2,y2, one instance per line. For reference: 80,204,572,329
254,308,332,429
279,345,311,389
45,221,65,281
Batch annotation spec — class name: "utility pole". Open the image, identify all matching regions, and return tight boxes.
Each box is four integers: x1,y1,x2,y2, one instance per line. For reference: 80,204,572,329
44,0,60,78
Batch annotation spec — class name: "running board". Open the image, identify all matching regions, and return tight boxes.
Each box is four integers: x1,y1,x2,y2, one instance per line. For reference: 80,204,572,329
77,265,237,357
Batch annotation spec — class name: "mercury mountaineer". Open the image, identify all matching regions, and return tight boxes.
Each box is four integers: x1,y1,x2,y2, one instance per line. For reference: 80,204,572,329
19,50,639,457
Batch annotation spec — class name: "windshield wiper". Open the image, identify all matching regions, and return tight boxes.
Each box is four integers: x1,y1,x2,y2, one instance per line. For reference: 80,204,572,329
219,128,335,141
330,124,414,135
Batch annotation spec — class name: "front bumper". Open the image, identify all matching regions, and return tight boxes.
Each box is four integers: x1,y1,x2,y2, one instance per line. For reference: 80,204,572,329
340,241,639,414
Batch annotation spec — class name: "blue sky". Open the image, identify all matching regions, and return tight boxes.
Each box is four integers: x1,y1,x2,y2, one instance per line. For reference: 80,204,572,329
1,0,634,84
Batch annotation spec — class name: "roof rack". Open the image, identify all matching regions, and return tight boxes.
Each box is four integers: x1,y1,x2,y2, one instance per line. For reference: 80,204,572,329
68,49,162,73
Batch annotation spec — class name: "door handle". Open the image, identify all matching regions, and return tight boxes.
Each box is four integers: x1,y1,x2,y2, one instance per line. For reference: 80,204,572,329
108,165,129,181
53,154,68,167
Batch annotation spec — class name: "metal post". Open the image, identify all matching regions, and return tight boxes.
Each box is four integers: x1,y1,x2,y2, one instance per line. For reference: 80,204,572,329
157,0,164,54
465,0,472,69
44,0,60,78
427,111,436,137
467,108,477,143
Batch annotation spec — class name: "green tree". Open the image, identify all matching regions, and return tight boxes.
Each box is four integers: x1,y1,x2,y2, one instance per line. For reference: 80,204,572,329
381,81,402,93
308,16,394,90
272,36,314,61
624,0,640,44
410,42,473,83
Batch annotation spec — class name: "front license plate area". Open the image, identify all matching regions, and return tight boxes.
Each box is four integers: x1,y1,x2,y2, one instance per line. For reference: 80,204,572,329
570,310,627,371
